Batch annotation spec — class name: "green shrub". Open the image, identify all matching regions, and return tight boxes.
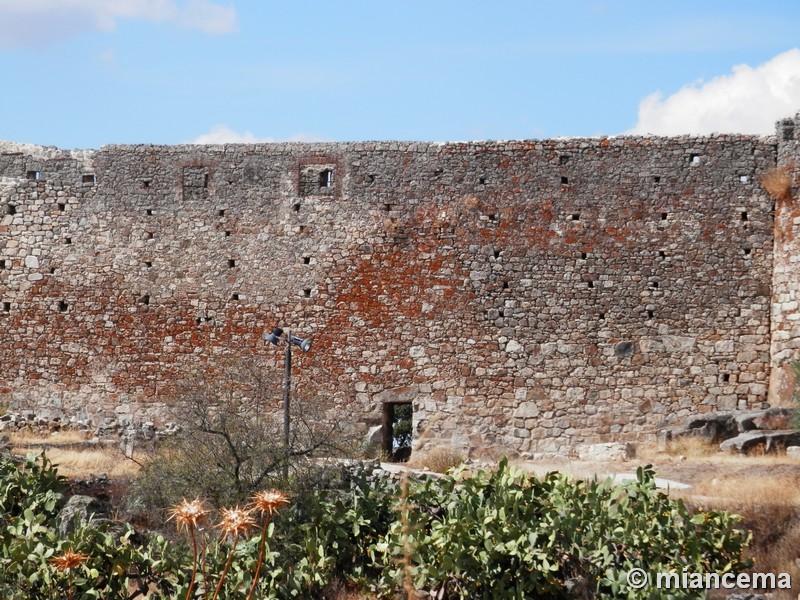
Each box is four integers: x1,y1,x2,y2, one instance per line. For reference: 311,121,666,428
376,458,750,599
0,453,752,599
0,454,191,599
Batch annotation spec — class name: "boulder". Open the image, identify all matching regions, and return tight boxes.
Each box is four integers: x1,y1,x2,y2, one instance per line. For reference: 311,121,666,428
719,430,800,454
55,495,112,537
667,412,739,444
751,407,795,430
786,446,800,458
575,442,635,462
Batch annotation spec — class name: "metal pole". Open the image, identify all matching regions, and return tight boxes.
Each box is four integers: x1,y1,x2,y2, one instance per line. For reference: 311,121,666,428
283,329,291,454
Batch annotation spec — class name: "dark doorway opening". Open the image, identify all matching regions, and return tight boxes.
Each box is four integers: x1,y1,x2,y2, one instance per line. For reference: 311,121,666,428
383,402,412,462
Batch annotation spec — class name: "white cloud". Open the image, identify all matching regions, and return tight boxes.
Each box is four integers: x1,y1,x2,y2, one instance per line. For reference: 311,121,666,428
628,48,800,136
0,0,237,47
189,125,325,145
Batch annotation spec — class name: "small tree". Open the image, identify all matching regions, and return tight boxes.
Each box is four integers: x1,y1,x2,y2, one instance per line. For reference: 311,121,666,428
131,357,357,513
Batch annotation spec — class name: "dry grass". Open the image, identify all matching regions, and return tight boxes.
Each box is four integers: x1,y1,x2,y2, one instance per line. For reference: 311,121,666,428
7,429,142,479
460,196,481,211
7,429,89,445
408,446,466,473
681,475,800,599
761,167,793,201
34,447,142,479
664,436,719,459
639,436,800,467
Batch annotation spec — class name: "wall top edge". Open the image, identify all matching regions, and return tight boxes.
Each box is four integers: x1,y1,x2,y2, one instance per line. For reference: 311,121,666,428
0,133,777,158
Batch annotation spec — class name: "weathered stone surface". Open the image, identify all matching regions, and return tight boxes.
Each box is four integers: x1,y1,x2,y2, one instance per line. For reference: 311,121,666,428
0,116,795,455
55,495,111,537
374,386,419,405
575,442,635,462
365,425,383,445
666,412,739,444
719,430,800,454
663,407,799,450
751,407,795,430
785,445,800,458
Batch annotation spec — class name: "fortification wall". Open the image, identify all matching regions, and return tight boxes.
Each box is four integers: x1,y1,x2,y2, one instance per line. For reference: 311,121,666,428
0,132,779,455
770,113,800,404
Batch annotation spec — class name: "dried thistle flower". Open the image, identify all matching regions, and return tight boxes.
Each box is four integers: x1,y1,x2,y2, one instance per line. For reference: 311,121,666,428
215,506,255,539
249,490,290,516
168,498,211,533
50,549,89,572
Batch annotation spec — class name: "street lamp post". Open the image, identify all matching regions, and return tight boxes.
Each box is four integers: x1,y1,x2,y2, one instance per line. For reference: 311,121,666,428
265,327,312,460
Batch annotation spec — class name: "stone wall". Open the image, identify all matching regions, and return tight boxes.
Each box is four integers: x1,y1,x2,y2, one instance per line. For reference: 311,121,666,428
770,113,800,405
0,127,785,456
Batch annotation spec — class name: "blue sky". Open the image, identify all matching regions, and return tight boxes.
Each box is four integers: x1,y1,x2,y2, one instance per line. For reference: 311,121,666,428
1,1,799,149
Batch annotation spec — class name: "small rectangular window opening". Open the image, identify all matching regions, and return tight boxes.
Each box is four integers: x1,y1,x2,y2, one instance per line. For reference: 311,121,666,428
598,312,605,321
293,203,301,212
488,213,497,222
658,250,666,258
142,180,151,189
722,373,730,382
383,401,413,461
231,293,240,301
224,230,231,237
65,237,72,245
2,301,10,312
299,225,307,234
57,202,66,212
493,249,501,259
146,231,154,240
479,176,487,185
502,281,510,290
58,300,68,312
139,294,150,306
559,155,570,165
218,209,226,217
303,256,311,265
26,170,40,181
653,175,661,184
143,260,152,268
561,176,569,185
661,212,668,221
383,203,393,212
0,260,6,270
7,204,16,215
303,288,312,298
649,281,659,289
571,212,580,221
319,169,334,188
741,211,748,221
690,154,701,165
580,252,587,260
228,259,236,268
743,247,752,256
146,209,153,216
587,280,594,289
82,174,95,184
647,309,654,319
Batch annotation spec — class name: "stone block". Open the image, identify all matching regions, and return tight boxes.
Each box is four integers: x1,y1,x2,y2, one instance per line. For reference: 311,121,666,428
575,442,635,462
720,430,800,454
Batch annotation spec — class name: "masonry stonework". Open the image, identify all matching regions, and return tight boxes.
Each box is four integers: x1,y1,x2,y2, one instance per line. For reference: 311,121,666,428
1,117,796,456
